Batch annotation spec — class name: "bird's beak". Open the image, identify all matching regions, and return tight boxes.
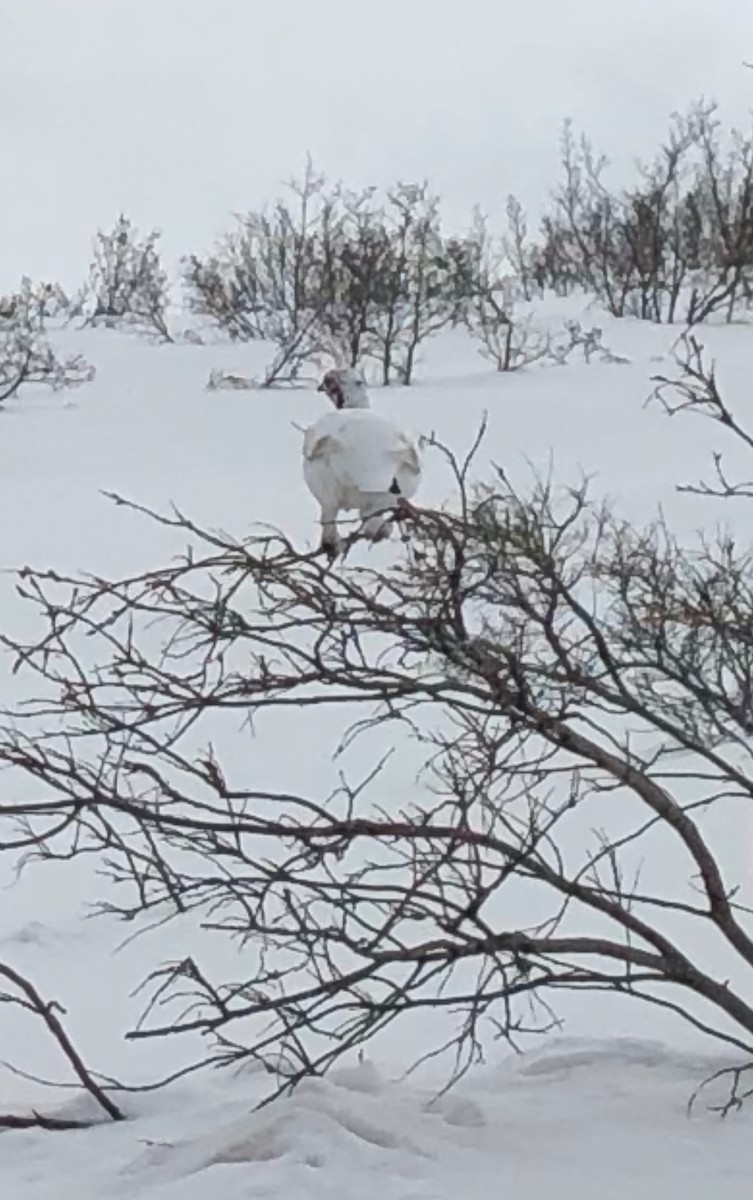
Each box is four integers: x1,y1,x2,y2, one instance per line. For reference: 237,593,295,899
317,381,326,393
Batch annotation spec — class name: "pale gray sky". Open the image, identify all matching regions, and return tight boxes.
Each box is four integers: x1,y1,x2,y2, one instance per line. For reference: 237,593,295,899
2,0,752,287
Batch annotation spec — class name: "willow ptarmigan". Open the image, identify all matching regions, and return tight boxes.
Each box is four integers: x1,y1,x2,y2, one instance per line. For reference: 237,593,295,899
302,368,422,557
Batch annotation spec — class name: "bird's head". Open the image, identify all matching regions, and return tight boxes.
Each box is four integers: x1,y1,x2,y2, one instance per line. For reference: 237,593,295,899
317,368,370,410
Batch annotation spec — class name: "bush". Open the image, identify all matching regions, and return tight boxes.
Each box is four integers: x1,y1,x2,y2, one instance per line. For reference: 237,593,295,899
317,180,477,385
185,161,331,386
0,278,94,403
185,163,479,387
468,280,551,371
539,103,753,324
5,360,753,1113
80,215,172,341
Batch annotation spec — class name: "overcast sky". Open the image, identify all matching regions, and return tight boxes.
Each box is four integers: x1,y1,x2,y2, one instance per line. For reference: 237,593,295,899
2,0,753,287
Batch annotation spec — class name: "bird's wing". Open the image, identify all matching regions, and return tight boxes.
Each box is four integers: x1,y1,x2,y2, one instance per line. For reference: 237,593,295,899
303,428,339,462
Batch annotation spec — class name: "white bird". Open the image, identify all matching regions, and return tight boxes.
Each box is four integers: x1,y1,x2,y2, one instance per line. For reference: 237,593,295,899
302,368,422,557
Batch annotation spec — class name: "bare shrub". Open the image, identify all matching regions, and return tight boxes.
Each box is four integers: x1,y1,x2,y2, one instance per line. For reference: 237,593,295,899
530,213,581,297
503,195,537,301
549,319,630,365
81,215,173,341
462,219,626,372
683,112,753,324
460,215,546,371
543,103,753,324
368,183,455,385
0,961,124,1129
4,416,753,1108
185,159,331,387
186,165,474,388
313,185,394,368
322,182,469,385
0,279,94,404
469,283,551,371
652,332,753,500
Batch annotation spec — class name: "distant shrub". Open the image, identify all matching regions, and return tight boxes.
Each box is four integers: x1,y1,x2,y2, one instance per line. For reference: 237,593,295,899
0,278,94,404
79,215,172,341
185,163,482,387
538,102,753,324
74,100,753,389
184,161,330,386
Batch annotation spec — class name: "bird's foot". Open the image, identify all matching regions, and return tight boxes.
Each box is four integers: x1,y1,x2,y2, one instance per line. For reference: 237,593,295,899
362,519,391,543
394,497,414,520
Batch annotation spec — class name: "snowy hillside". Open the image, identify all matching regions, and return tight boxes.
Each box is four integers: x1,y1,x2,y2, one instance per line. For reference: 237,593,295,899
4,3,753,1191
0,312,752,1196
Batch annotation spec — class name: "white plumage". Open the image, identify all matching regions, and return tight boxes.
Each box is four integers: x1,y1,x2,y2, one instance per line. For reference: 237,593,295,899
303,368,422,556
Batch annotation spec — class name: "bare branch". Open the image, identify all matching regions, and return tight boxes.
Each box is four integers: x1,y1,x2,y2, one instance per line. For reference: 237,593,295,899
0,961,124,1125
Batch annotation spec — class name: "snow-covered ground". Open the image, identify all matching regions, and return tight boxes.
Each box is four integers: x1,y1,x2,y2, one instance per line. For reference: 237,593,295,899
3,1037,752,1200
0,311,753,1196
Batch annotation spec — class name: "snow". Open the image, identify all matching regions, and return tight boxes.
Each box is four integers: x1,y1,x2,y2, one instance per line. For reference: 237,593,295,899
0,308,752,1195
1,1038,751,1199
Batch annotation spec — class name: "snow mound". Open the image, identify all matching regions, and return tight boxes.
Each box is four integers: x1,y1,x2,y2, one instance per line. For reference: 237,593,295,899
6,1040,747,1200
